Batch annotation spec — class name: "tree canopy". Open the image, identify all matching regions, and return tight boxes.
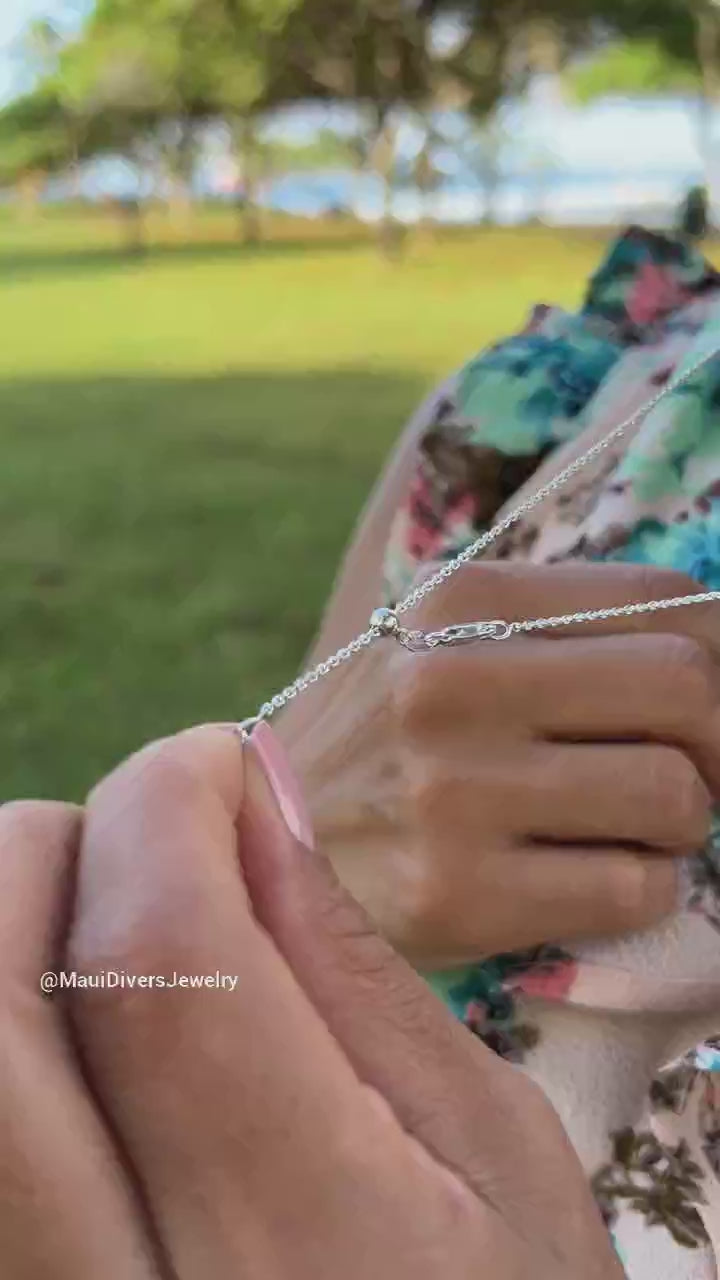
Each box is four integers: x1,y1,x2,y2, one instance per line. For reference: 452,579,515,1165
0,0,717,243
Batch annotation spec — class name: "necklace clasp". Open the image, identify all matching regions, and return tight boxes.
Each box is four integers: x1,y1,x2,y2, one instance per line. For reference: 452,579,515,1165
397,620,513,651
427,620,513,646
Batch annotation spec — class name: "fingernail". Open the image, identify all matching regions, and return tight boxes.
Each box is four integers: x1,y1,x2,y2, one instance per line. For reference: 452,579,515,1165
248,722,315,850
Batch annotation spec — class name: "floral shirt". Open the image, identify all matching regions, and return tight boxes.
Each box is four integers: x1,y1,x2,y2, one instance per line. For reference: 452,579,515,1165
383,227,720,1278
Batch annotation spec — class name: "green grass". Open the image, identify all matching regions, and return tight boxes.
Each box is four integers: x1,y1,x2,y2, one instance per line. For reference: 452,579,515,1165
0,207,627,798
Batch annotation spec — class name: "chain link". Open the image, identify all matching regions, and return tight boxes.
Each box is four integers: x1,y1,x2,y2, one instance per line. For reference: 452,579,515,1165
238,341,720,733
252,628,376,723
512,591,720,635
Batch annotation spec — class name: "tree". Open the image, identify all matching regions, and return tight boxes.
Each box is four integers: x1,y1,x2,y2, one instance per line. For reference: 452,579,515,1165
569,14,720,212
460,113,506,224
0,86,73,211
264,0,436,252
410,4,601,230
431,0,714,218
19,0,710,251
0,8,157,242
262,0,531,252
0,81,153,249
0,19,88,212
692,2,720,205
50,0,305,242
571,38,700,100
5,0,536,252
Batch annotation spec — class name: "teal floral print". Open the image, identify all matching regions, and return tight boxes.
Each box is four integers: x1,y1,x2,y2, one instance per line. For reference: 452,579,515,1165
582,224,719,336
383,225,720,1276
607,507,720,590
456,318,621,451
433,945,576,1062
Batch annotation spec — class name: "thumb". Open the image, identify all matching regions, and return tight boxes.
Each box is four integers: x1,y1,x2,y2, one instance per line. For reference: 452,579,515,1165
241,723,574,1208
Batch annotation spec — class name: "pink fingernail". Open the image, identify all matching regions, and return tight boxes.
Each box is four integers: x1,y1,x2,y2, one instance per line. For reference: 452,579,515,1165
248,722,315,850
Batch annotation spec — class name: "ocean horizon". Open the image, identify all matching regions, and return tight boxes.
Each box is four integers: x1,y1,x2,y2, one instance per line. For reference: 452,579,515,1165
259,166,703,227
38,163,707,230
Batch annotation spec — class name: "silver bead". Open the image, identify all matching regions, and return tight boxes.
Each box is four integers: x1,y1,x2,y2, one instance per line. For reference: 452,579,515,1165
370,606,399,636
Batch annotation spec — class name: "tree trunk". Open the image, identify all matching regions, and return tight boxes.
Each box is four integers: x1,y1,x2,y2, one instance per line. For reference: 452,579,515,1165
527,163,551,225
15,170,44,218
118,199,145,255
481,163,501,227
474,116,503,227
241,197,262,245
167,177,193,234
371,108,401,259
414,131,436,241
695,4,720,222
379,160,396,256
67,126,82,204
67,162,82,202
524,17,562,77
235,117,262,245
165,123,195,234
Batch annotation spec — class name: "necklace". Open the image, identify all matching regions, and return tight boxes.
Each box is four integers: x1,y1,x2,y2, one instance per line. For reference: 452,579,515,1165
238,342,720,741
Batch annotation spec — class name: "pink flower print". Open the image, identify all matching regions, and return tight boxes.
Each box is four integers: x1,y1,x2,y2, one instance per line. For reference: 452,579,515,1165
443,489,477,538
405,473,444,561
627,262,691,327
405,480,476,564
512,958,579,1002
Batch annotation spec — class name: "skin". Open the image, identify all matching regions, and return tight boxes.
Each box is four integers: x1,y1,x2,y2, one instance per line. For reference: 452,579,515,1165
274,391,720,966
0,801,160,1279
281,559,720,969
0,399,715,1274
0,726,622,1279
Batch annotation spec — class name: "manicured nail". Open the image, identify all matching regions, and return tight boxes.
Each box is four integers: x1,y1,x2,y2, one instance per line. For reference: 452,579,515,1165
248,722,315,850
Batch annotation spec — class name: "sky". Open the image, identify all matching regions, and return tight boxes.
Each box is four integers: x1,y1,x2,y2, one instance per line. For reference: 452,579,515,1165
0,0,86,104
0,0,712,182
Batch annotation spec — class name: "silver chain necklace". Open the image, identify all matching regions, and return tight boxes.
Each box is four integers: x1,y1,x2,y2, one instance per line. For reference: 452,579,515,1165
239,343,720,740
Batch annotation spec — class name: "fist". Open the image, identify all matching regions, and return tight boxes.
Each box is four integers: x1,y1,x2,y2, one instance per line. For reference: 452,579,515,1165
284,562,720,969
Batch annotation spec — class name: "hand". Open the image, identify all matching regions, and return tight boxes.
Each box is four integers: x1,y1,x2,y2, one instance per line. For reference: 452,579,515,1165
64,724,622,1280
281,562,720,968
0,802,159,1278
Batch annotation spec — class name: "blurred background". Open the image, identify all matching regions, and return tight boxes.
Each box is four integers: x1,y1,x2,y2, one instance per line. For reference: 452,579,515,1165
0,0,719,798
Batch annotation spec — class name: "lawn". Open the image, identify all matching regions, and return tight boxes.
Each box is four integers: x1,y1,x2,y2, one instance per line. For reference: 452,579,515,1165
0,207,631,798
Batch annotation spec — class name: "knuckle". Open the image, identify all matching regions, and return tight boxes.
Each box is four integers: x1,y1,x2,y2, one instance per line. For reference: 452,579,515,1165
392,860,447,952
391,654,434,739
391,651,457,740
661,632,711,681
0,799,47,825
663,631,712,687
70,905,143,977
69,921,199,1014
656,634,715,730
134,742,201,805
406,757,457,829
636,564,701,602
609,856,677,930
90,735,205,816
650,747,711,847
0,799,80,850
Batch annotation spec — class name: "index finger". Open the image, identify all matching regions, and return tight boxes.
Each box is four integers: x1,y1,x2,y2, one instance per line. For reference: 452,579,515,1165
407,561,720,656
68,726,479,1278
